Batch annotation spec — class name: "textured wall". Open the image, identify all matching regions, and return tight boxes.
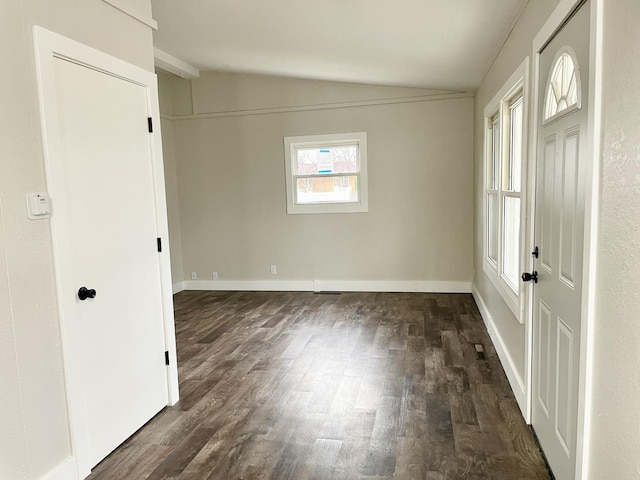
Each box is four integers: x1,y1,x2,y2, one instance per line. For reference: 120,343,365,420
164,73,474,287
472,0,561,387
588,0,640,477
0,1,154,478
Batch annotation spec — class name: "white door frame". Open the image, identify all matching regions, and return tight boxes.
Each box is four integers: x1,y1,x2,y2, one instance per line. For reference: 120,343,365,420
525,1,603,478
33,26,180,478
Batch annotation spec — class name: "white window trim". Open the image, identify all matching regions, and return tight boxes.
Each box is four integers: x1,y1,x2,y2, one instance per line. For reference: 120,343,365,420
284,132,368,214
483,58,530,323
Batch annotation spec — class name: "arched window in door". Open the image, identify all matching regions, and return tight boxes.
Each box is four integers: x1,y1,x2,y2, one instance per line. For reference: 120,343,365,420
543,47,581,123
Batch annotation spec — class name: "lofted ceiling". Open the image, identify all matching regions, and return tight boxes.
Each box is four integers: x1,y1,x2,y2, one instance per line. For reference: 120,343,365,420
151,0,528,91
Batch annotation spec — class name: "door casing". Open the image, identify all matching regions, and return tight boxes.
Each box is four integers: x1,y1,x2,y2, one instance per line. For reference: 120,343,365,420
525,1,603,479
33,26,180,479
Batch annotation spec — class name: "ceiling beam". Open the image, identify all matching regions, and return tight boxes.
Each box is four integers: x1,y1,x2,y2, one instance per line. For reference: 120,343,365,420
154,48,200,79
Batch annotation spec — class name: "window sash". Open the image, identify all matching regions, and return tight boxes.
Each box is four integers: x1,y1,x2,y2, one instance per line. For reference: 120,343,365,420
293,143,360,176
489,116,500,189
487,189,499,267
293,173,360,205
501,193,521,293
293,173,359,180
507,96,524,193
485,92,524,296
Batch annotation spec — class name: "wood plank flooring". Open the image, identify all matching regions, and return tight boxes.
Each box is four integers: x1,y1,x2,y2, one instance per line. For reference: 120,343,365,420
88,291,550,480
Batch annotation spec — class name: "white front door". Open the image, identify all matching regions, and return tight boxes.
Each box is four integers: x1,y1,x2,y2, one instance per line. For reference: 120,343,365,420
51,57,169,469
531,2,590,478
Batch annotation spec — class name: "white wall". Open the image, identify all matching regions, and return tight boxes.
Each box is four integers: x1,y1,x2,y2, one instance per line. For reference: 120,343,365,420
0,1,155,478
161,72,474,290
158,73,184,286
588,0,640,476
472,0,560,398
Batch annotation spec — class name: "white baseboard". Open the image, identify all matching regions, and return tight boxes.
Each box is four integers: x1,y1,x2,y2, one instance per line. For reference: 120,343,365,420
41,456,79,480
184,279,312,291
180,279,472,293
172,281,185,294
314,280,471,293
472,285,527,415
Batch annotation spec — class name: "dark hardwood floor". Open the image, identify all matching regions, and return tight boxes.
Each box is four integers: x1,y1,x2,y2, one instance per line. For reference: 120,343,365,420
88,291,550,480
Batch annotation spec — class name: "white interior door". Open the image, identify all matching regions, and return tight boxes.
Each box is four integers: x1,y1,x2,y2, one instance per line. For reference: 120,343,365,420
531,2,590,479
52,57,168,469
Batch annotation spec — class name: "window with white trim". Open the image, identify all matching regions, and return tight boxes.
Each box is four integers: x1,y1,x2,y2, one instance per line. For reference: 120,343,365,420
284,132,368,214
543,47,581,124
483,60,528,321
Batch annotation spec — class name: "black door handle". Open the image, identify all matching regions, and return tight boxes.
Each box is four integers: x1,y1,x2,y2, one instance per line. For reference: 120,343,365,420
78,287,97,300
521,271,538,284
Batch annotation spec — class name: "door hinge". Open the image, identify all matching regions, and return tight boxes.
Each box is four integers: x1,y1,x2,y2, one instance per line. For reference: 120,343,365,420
165,351,170,366
157,237,162,252
148,117,153,133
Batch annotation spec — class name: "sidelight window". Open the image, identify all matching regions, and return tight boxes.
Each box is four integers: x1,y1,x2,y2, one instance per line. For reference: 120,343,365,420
483,60,528,321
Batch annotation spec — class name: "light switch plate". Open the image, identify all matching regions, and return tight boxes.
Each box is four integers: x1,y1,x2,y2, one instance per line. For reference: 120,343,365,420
26,192,51,220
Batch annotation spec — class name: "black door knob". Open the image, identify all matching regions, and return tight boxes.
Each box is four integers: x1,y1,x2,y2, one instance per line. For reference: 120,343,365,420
521,271,538,284
78,287,97,300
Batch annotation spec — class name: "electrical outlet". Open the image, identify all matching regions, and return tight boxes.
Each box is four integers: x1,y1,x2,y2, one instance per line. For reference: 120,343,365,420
212,272,219,281
191,271,197,280
270,265,277,275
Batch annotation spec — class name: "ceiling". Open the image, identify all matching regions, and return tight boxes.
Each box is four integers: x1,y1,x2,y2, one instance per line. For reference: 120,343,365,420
151,0,528,91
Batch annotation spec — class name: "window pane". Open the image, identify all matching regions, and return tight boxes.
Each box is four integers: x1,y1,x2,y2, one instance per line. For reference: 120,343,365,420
502,196,521,292
509,97,523,192
295,145,357,175
544,52,579,121
296,175,358,204
487,193,498,264
490,117,500,189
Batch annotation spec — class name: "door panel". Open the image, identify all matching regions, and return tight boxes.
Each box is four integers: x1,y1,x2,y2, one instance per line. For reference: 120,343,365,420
540,137,556,271
555,318,574,455
531,2,590,479
53,57,168,468
560,129,580,286
537,301,552,415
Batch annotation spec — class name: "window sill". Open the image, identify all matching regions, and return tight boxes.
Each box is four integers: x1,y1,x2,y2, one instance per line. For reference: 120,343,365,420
287,201,368,215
